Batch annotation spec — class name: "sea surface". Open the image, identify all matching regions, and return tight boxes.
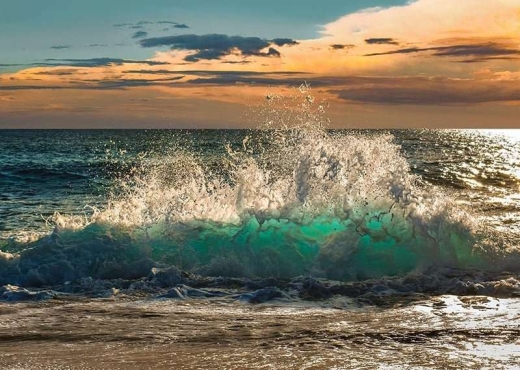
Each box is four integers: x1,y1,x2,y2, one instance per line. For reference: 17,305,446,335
1,127,520,369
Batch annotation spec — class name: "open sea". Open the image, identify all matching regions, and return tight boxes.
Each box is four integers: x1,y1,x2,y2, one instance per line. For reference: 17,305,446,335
1,127,520,369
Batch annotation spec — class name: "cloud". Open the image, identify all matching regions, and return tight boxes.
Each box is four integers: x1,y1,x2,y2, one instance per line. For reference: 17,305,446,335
157,21,190,29
50,45,71,50
7,70,519,107
93,76,185,89
122,70,309,76
266,47,281,57
432,44,519,57
0,85,70,91
127,1,519,75
271,38,299,47
1,69,315,92
222,60,251,64
365,42,520,62
458,56,520,63
140,34,298,62
185,75,314,86
40,58,169,67
132,31,148,39
33,69,79,76
330,44,355,50
0,76,186,91
0,64,22,68
183,49,225,62
365,47,421,56
311,0,520,74
365,38,399,45
331,76,520,105
115,20,191,30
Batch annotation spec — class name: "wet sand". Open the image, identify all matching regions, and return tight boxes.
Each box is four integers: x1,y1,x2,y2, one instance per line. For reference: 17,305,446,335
1,295,519,369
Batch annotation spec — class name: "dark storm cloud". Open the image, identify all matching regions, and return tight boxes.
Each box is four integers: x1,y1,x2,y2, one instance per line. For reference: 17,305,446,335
140,34,298,61
365,38,399,45
39,58,169,67
132,31,148,39
50,45,71,50
365,43,520,61
330,44,355,50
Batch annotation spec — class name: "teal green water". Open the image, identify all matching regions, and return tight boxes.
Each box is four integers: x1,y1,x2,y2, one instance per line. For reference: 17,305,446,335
18,205,488,284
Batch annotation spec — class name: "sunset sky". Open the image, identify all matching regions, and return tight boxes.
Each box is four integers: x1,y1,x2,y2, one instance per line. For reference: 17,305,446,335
1,0,519,128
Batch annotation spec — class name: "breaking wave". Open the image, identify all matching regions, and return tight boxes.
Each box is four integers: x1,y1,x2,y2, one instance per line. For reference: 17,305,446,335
1,86,519,291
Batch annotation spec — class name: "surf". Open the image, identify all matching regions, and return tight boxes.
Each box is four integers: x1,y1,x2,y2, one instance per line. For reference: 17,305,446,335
1,86,519,289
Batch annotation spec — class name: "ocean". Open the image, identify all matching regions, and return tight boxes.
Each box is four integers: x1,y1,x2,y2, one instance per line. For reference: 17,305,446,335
1,126,520,369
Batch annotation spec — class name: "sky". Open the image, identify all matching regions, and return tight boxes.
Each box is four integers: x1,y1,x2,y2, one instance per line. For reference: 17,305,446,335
0,0,519,128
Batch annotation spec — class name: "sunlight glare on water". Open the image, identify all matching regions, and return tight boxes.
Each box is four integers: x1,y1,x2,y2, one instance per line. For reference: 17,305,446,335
478,129,520,143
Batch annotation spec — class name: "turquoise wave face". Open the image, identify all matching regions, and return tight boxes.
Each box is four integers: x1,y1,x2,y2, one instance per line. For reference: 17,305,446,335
5,198,487,286
140,212,482,280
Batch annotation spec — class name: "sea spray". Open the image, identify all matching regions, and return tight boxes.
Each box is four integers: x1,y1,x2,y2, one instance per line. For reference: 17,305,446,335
0,87,515,287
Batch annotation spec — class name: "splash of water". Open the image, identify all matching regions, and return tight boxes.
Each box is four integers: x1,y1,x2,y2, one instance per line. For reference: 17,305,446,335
49,87,491,278
1,86,516,286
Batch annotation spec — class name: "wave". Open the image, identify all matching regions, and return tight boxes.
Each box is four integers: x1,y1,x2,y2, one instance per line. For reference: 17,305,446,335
1,87,519,293
0,166,90,182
